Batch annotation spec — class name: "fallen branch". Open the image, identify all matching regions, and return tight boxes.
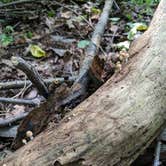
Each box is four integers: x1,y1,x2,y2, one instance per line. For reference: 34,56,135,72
67,0,114,96
11,56,49,98
74,0,113,85
0,97,39,106
0,76,76,90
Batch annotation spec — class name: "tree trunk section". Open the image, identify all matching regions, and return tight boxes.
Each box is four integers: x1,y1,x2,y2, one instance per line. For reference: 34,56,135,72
1,0,166,165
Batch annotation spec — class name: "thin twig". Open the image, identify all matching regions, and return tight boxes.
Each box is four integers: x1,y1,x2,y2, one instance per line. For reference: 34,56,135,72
55,0,114,105
106,27,119,53
113,0,120,11
11,76,27,99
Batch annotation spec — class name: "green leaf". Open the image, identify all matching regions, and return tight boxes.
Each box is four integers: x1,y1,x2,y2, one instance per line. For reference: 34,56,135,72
0,34,13,46
91,7,101,15
116,41,130,50
77,40,90,49
127,22,148,40
29,44,46,58
25,31,33,39
133,23,148,31
4,25,14,34
47,10,55,17
127,27,137,40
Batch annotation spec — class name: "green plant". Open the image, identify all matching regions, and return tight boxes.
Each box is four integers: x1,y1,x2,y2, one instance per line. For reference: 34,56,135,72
0,34,13,46
4,25,14,33
131,0,159,6
0,25,14,46
25,31,33,39
47,10,55,17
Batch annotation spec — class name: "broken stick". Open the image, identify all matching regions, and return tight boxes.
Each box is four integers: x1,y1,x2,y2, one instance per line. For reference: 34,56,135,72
75,0,113,85
11,56,49,98
0,112,28,128
0,97,39,106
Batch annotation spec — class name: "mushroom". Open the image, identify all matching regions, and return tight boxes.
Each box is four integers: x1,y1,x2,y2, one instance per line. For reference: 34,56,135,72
22,139,27,145
26,130,34,140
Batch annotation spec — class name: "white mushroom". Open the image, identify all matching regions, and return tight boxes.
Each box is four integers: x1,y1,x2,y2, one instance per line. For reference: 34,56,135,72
26,130,34,140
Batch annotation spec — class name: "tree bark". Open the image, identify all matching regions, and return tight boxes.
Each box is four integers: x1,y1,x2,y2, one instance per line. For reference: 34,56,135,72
1,0,166,165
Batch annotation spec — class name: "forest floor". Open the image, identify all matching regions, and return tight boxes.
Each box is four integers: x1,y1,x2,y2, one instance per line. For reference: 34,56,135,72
0,0,162,165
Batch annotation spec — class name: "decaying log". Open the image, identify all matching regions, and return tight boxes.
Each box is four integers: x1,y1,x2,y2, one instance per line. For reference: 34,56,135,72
10,0,114,149
12,83,72,149
2,0,166,165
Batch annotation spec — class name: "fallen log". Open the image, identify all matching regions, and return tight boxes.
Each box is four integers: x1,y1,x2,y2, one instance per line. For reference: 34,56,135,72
1,0,166,165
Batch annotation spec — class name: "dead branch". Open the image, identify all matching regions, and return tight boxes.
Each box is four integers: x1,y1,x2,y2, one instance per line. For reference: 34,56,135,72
64,0,114,100
11,56,49,98
74,0,113,85
0,97,39,106
0,76,76,90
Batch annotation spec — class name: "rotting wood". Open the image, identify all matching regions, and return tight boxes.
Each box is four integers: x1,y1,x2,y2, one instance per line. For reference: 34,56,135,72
11,83,69,149
1,0,166,165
